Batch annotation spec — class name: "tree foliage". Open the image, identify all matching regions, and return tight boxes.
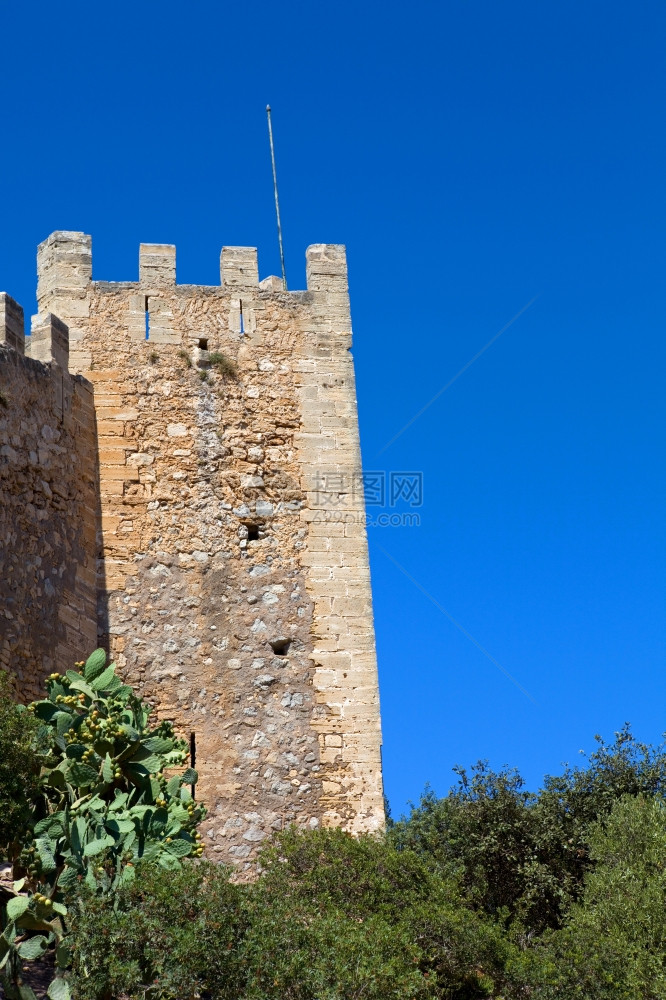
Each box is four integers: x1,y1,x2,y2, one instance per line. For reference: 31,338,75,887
515,794,666,998
390,726,666,937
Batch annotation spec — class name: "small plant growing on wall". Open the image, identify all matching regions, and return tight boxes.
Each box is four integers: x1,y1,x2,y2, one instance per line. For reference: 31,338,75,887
0,650,205,1000
208,352,238,380
177,349,192,368
0,390,9,408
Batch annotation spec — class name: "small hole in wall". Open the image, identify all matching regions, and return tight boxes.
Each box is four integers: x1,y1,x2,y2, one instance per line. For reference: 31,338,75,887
246,524,259,542
144,297,149,340
270,638,291,656
198,338,208,350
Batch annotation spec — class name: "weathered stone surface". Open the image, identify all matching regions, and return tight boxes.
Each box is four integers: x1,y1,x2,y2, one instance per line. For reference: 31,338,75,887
0,232,385,870
0,345,97,699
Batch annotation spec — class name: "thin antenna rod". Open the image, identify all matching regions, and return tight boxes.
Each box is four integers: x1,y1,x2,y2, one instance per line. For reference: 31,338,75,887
266,105,287,291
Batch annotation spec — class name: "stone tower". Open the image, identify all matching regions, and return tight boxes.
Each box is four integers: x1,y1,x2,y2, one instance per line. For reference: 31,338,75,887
0,231,384,866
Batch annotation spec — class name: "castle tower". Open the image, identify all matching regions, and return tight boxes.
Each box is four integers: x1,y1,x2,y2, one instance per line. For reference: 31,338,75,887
24,231,384,864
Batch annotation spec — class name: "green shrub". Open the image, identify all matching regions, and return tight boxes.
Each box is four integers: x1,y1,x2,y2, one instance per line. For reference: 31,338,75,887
68,861,245,1000
0,671,40,857
241,827,513,999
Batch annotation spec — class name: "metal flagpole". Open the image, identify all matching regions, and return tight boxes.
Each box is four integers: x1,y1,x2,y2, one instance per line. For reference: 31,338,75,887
266,105,287,291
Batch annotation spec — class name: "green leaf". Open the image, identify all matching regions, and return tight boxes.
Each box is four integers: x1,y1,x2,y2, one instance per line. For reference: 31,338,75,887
129,752,162,773
36,838,57,874
57,868,81,891
32,700,61,722
65,743,87,760
65,674,95,699
18,986,39,1000
6,896,29,920
181,767,198,785
108,790,129,811
148,807,169,831
166,774,182,796
106,818,135,835
47,978,71,1000
56,712,74,736
165,838,193,857
13,878,25,892
35,814,64,837
158,852,182,870
70,816,86,858
52,901,67,917
102,754,114,783
120,828,137,853
67,762,99,786
83,648,107,681
55,939,72,970
142,736,174,754
18,936,48,960
124,762,150,785
83,835,114,857
91,665,117,691
47,769,66,791
138,842,162,863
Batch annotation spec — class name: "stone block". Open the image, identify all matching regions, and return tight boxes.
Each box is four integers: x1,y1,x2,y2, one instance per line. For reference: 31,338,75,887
0,294,25,354
29,314,69,369
139,244,176,286
221,246,259,288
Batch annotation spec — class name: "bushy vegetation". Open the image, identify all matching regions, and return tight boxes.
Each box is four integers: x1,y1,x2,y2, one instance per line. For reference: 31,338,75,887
2,658,666,1000
0,652,205,1000
0,671,40,857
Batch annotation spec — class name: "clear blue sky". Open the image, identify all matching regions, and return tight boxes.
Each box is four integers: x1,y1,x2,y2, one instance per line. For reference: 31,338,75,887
2,1,664,815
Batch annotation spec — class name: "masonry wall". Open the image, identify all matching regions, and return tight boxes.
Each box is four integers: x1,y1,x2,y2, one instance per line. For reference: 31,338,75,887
25,231,384,866
0,297,98,699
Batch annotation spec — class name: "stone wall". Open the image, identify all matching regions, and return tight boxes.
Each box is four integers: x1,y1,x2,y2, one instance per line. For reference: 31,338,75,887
0,296,98,700
1,231,384,867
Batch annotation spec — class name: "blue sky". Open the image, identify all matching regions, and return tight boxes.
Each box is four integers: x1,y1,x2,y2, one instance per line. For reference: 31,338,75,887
2,0,664,815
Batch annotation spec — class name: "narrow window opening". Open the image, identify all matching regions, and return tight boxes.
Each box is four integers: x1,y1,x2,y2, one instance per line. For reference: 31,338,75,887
269,638,291,656
239,298,245,334
189,732,196,800
198,338,208,350
246,524,259,542
144,296,150,341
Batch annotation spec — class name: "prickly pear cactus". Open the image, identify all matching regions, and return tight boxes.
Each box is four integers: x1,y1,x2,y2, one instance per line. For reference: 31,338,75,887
1,649,206,999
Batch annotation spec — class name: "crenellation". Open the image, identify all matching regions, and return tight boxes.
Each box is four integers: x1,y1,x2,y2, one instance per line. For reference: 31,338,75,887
29,313,69,370
221,246,259,289
0,293,25,355
139,243,176,287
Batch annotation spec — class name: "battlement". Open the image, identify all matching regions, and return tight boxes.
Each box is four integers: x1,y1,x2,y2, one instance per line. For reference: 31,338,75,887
36,231,349,297
0,293,25,355
1,293,70,371
30,313,69,369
